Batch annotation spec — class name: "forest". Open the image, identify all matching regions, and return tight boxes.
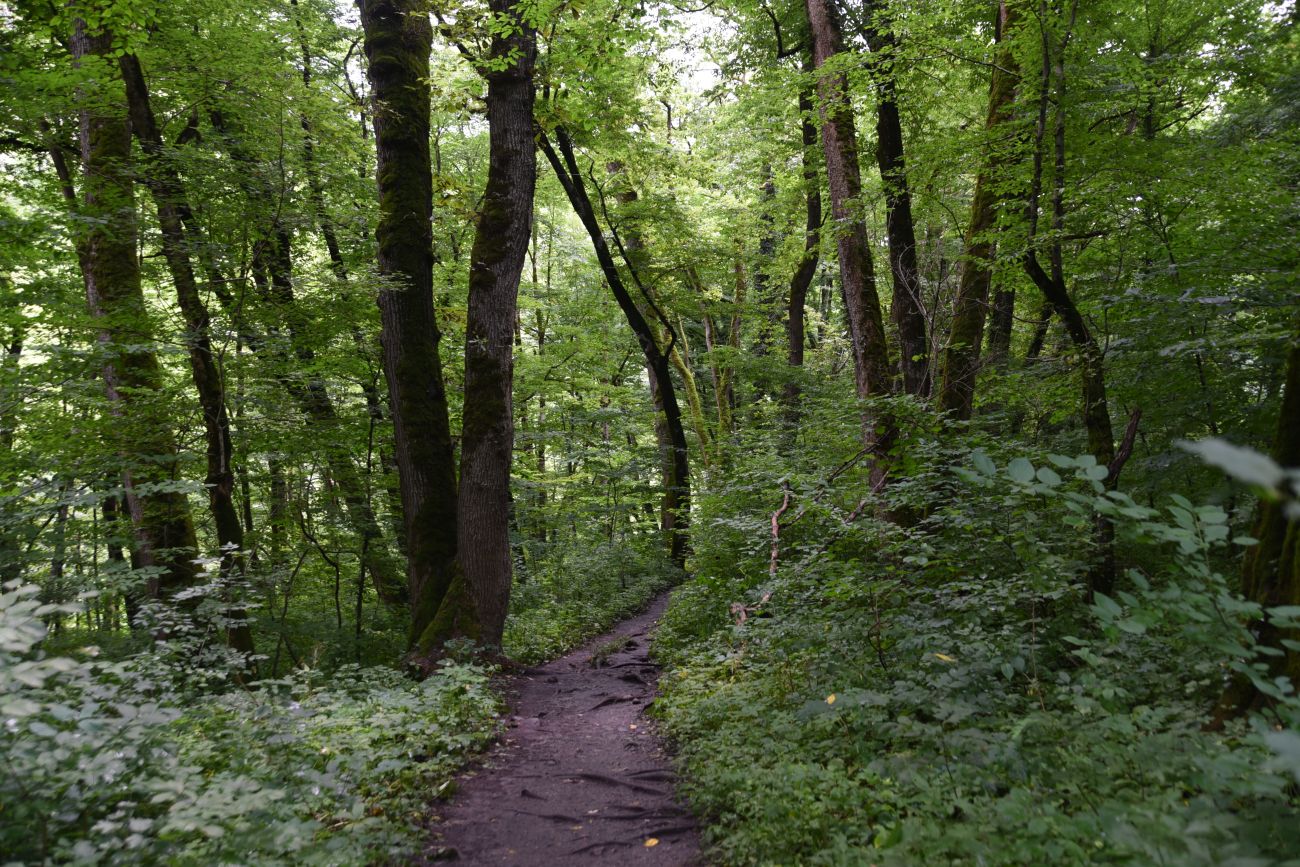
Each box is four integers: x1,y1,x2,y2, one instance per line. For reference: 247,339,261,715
0,0,1297,861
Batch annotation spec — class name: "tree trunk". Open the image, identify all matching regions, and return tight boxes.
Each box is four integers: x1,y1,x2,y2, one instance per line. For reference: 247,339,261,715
539,126,690,568
202,106,408,607
784,81,822,427
452,0,536,649
72,22,201,602
938,0,1019,418
118,53,255,661
805,0,895,487
1021,0,1117,596
864,13,929,397
360,0,462,649
1211,312,1300,726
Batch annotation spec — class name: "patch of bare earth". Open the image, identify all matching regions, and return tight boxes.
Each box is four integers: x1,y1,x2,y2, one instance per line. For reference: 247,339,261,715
425,594,700,865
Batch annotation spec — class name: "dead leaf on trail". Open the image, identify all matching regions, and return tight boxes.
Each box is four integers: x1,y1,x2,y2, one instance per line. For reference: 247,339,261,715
644,837,660,847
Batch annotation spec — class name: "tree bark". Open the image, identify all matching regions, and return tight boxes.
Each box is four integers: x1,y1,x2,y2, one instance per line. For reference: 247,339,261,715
539,126,690,567
864,11,929,397
784,81,822,426
938,0,1019,418
360,0,461,648
72,23,201,602
118,53,255,661
452,0,536,649
805,0,895,487
1211,312,1300,726
1021,0,1117,596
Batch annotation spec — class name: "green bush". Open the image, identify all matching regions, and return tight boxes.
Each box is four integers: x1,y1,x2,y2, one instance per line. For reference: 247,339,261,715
655,422,1300,866
504,540,681,664
0,582,499,865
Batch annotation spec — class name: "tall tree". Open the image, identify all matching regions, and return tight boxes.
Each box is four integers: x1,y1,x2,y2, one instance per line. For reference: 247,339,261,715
782,79,823,426
70,21,201,602
863,2,929,397
805,0,894,487
539,126,691,567
360,0,461,647
938,0,1019,418
454,0,537,648
117,54,255,659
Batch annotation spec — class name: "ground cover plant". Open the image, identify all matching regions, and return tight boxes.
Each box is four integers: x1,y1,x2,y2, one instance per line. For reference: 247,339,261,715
0,0,1296,861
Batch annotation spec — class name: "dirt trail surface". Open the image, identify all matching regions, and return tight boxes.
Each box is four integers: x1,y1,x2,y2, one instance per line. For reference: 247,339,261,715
426,594,701,865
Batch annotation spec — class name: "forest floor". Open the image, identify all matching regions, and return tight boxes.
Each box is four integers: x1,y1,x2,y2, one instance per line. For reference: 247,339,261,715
424,593,701,865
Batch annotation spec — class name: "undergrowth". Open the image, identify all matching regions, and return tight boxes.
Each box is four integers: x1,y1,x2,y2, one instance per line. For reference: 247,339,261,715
654,406,1300,866
504,540,681,664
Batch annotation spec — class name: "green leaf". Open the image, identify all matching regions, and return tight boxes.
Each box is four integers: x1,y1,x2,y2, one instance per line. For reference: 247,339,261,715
1084,465,1110,482
1092,592,1123,621
1179,438,1284,491
1007,458,1035,484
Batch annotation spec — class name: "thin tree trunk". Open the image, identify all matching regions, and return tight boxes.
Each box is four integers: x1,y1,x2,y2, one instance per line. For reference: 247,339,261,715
805,0,895,488
118,53,255,661
938,0,1019,418
539,126,690,568
360,0,461,649
1022,0,1118,596
784,80,822,426
864,10,929,397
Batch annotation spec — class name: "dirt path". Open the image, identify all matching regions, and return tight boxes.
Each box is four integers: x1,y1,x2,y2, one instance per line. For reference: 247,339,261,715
426,594,700,865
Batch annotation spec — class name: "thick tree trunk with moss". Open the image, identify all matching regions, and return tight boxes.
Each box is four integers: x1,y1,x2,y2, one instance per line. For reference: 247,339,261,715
452,0,536,649
118,53,255,658
939,1,1019,418
361,0,461,650
72,23,200,601
806,0,895,487
864,14,928,398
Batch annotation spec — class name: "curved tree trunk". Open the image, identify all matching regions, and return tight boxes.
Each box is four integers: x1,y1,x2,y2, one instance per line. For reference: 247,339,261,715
539,126,691,568
118,53,255,660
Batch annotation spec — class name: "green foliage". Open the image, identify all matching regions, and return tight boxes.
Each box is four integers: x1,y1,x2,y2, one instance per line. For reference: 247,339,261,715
505,541,681,664
655,411,1300,865
0,582,499,865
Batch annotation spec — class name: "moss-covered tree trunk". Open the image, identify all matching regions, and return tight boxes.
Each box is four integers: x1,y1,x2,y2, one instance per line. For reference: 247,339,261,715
360,0,461,648
938,0,1019,419
453,0,536,649
72,22,200,601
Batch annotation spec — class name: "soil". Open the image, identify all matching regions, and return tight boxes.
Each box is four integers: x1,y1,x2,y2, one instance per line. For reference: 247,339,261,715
425,594,701,865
